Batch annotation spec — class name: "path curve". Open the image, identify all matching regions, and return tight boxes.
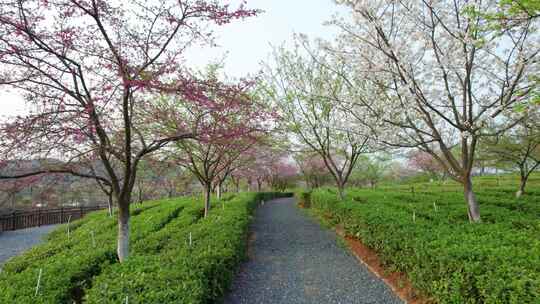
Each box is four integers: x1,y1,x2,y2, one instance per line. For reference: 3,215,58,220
223,197,403,304
0,225,58,268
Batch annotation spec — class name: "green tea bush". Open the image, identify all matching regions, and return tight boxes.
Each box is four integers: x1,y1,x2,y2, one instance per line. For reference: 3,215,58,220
2,203,158,275
85,192,292,304
306,188,540,304
0,192,292,304
295,190,311,208
0,200,191,303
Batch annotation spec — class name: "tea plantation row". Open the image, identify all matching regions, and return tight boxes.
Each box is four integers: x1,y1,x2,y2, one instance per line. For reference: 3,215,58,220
0,192,291,303
298,187,540,303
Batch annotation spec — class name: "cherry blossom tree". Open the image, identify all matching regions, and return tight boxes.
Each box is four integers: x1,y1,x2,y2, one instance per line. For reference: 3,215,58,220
172,128,264,217
0,175,42,209
214,138,295,192
159,72,272,217
235,145,298,191
262,41,374,199
0,158,107,207
265,160,298,191
133,159,161,203
294,152,332,189
228,152,267,192
349,154,391,189
407,150,446,180
467,0,540,30
0,0,258,261
481,110,540,197
146,158,194,198
331,0,539,222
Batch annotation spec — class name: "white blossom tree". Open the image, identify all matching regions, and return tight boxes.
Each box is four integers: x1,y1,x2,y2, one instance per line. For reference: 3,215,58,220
481,109,540,198
262,41,375,199
331,0,539,222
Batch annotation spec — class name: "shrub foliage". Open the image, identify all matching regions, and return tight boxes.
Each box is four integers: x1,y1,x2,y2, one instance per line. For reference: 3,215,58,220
0,192,292,303
299,186,540,303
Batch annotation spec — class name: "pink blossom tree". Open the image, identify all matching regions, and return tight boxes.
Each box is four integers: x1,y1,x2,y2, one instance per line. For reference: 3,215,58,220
145,158,194,198
265,160,298,191
229,144,294,191
0,0,258,261
295,152,332,189
159,73,272,217
407,151,446,180
0,175,42,209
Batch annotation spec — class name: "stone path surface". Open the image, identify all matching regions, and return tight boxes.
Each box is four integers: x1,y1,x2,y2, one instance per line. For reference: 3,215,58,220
0,225,58,267
223,197,403,304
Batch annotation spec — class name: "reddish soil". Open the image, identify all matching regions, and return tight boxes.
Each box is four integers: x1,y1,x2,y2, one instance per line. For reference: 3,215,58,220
335,225,433,304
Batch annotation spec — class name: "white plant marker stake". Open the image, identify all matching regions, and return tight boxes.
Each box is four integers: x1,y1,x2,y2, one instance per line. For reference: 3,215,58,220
125,295,129,304
189,232,192,246
413,211,416,223
35,268,42,297
91,231,96,248
433,202,438,212
67,215,72,240
262,200,265,206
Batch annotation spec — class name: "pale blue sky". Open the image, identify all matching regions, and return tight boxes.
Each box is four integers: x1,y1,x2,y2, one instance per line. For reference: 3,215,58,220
185,0,347,77
0,0,347,117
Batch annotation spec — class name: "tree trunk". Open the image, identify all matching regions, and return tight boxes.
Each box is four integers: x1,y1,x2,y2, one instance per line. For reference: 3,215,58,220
257,179,262,192
204,184,211,217
107,194,113,217
337,182,345,200
463,177,481,223
138,186,143,204
216,182,222,201
117,199,130,262
516,175,527,198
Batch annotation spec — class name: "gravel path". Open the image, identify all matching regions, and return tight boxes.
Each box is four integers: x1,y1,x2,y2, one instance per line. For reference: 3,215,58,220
223,197,403,304
0,225,58,267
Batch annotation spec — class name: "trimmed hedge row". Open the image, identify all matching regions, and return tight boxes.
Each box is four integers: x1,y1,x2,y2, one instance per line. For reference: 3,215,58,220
0,192,292,304
0,200,189,303
85,192,292,304
300,188,540,304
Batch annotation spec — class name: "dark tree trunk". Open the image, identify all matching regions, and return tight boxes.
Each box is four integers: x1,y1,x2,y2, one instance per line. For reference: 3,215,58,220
203,184,211,217
107,193,113,217
216,182,222,200
463,177,481,223
516,173,527,198
337,181,345,200
137,185,143,204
